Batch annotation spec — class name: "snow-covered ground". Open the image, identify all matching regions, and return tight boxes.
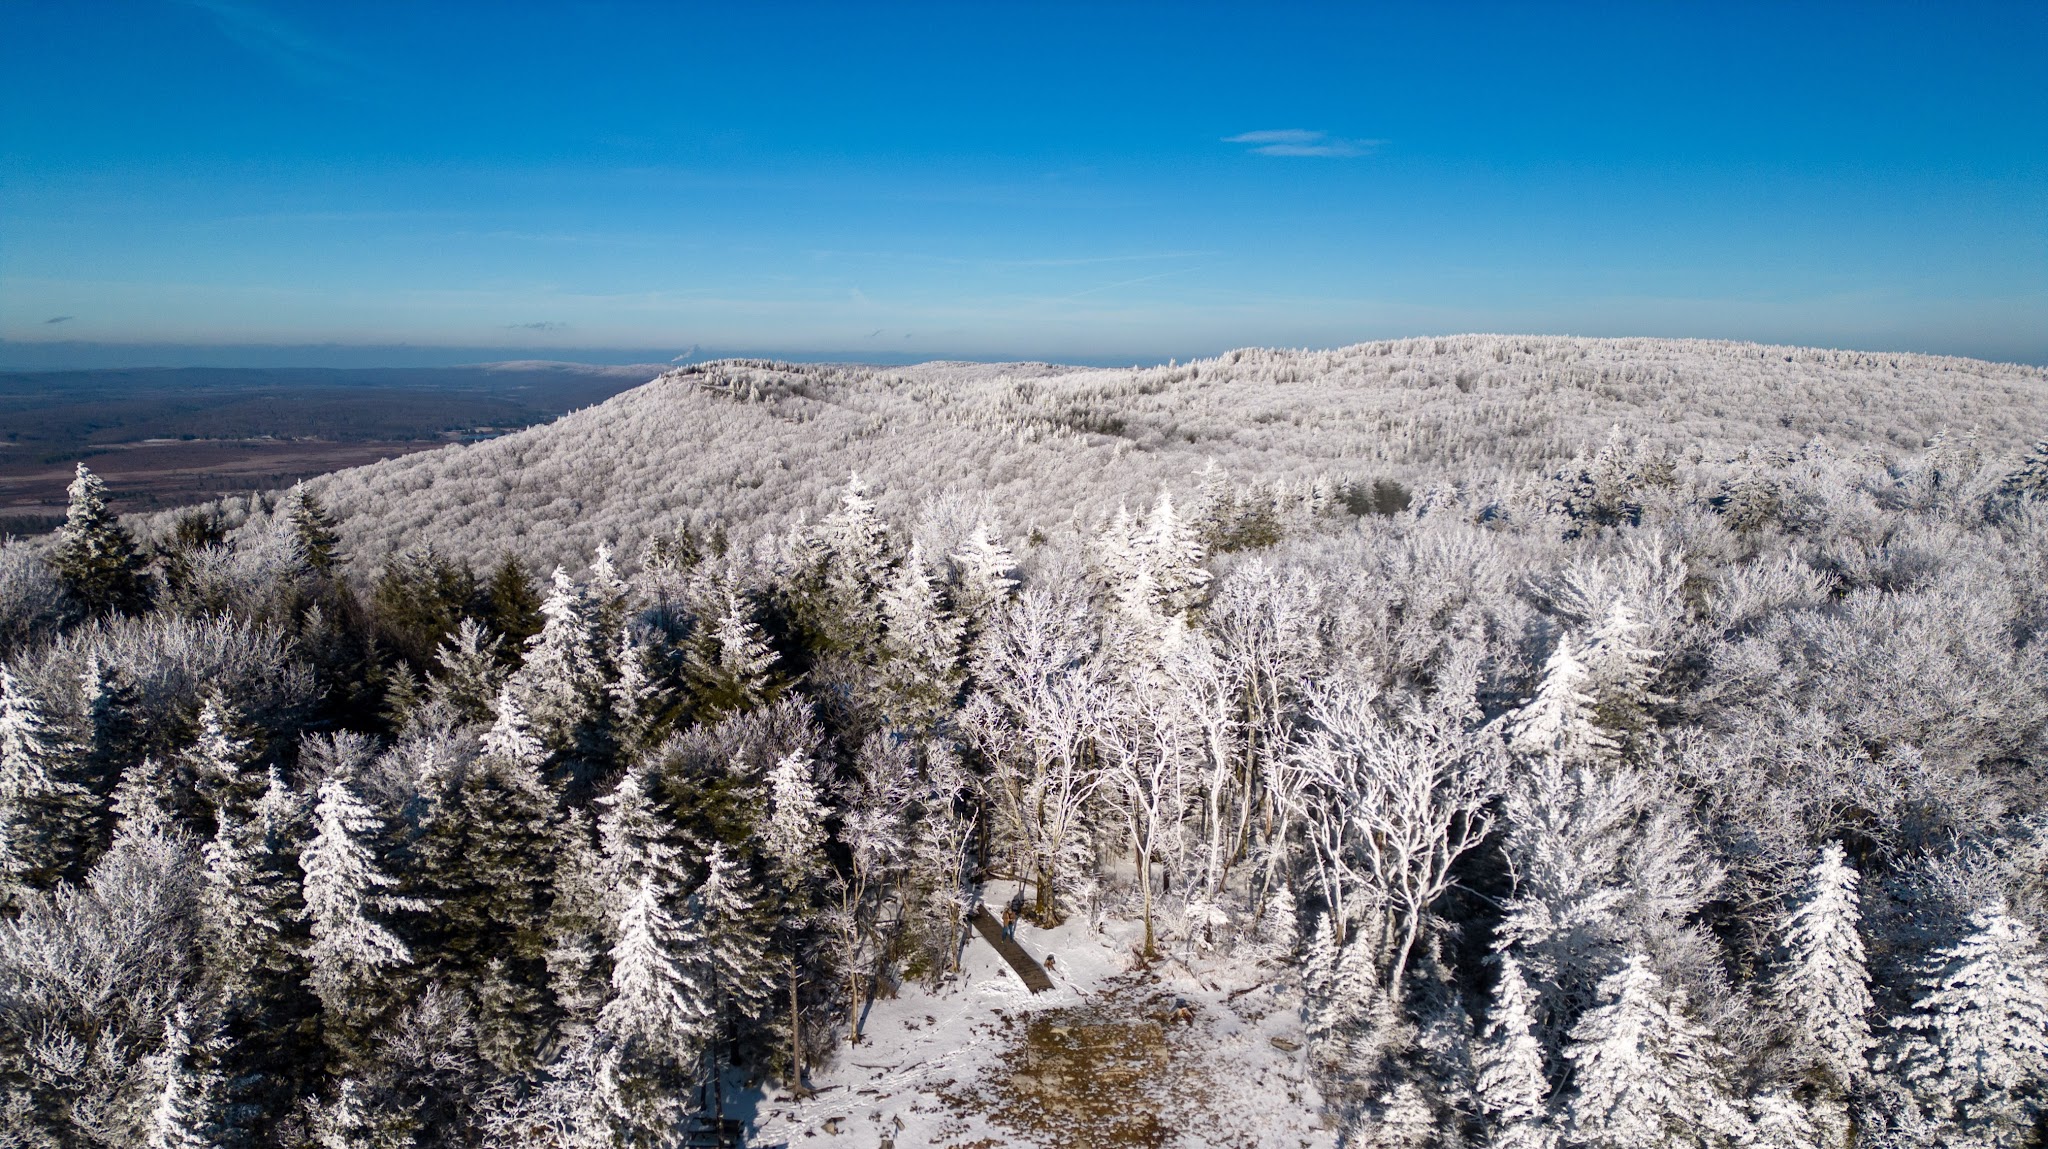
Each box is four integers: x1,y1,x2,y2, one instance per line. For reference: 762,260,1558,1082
751,882,1336,1148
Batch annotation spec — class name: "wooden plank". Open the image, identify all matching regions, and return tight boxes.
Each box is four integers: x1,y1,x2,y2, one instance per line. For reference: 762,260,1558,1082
971,906,1054,993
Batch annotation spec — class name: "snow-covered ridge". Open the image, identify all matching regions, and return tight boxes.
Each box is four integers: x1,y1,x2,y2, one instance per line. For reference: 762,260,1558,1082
272,336,2048,568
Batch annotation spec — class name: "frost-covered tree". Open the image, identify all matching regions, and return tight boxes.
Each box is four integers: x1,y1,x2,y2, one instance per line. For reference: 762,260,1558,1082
595,871,708,1145
1292,681,1501,999
1581,600,1665,755
949,521,1019,641
184,692,262,830
143,1009,220,1149
877,540,964,729
1507,636,1617,764
695,843,774,1053
509,566,606,755
0,665,86,897
303,777,413,1051
1772,842,1873,1094
762,751,826,894
1890,905,2048,1143
281,480,345,574
1476,954,1557,1149
50,462,149,616
416,707,565,1071
480,684,546,769
683,579,781,718
425,617,507,726
1563,954,1742,1149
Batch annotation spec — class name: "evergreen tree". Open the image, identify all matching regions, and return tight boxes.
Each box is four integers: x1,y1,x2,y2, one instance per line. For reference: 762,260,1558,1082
144,1009,221,1149
607,628,670,756
509,566,606,756
185,693,262,831
68,653,137,866
1137,491,1211,618
811,471,893,654
1581,600,1664,755
1563,954,1742,1149
762,751,826,893
50,462,150,616
596,872,708,1145
595,767,688,922
485,554,545,649
1891,905,2048,1143
1507,636,1617,764
694,843,774,1035
949,521,1019,640
877,540,964,729
480,685,547,770
303,777,413,1051
683,581,781,718
543,807,608,1034
1772,842,1873,1095
281,481,345,574
0,665,87,896
201,769,306,989
588,541,631,637
425,617,507,726
417,705,565,1070
2000,438,2048,500
1476,954,1557,1149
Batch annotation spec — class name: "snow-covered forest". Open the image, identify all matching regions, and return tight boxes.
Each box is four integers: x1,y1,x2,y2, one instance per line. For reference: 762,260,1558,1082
7,339,2048,1147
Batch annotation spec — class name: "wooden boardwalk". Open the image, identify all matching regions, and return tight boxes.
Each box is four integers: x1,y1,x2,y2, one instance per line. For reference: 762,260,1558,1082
970,906,1054,993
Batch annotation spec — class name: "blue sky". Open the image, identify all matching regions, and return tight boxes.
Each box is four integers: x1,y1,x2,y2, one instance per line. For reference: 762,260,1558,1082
2,1,2044,366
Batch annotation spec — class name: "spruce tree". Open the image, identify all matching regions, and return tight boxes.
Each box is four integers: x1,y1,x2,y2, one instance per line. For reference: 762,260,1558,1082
485,553,545,649
1506,635,1617,764
1581,600,1664,755
694,844,774,1038
1137,490,1210,618
762,751,826,893
50,462,149,616
949,521,1019,640
1891,905,2048,1143
144,1009,220,1149
417,700,565,1070
1772,842,1873,1094
303,777,413,1052
509,566,606,756
425,617,507,726
1562,954,1742,1149
544,807,609,1036
0,665,87,896
281,481,345,574
185,692,263,831
683,582,780,719
877,540,964,729
1476,954,1558,1149
596,871,708,1144
2000,438,2048,500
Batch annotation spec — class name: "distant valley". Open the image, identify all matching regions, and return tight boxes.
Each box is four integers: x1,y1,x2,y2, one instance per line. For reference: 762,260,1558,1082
0,362,658,528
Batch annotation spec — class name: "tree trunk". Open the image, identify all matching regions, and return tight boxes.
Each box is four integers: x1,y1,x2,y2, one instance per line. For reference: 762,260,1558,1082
848,965,864,1045
786,954,805,1095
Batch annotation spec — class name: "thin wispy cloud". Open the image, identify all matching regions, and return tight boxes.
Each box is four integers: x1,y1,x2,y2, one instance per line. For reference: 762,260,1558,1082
180,0,364,89
1224,129,1383,158
505,321,571,332
44,316,73,324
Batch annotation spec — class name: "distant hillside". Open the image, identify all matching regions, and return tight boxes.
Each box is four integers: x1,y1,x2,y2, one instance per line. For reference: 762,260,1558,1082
261,336,2048,569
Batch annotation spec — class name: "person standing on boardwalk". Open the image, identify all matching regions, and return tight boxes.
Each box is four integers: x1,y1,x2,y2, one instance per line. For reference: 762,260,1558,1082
1001,904,1018,940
